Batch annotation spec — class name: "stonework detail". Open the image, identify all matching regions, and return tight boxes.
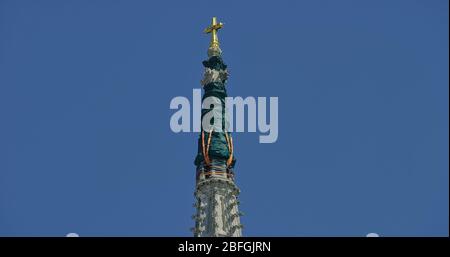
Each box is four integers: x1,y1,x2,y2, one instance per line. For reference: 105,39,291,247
200,68,229,86
192,172,242,237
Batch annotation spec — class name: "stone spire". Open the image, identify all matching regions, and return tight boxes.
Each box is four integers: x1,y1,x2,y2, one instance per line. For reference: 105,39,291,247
191,17,243,237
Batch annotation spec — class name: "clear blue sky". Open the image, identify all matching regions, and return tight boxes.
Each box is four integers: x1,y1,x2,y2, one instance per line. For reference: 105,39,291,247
0,0,448,236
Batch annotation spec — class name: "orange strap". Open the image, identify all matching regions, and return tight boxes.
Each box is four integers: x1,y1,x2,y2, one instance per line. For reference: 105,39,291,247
207,129,213,156
224,132,234,167
202,130,234,168
202,129,213,166
201,130,209,165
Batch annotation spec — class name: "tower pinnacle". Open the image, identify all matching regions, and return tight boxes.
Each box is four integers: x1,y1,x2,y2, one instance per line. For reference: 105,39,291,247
191,17,243,237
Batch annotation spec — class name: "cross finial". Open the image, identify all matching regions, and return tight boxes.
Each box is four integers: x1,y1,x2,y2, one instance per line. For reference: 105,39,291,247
204,17,223,50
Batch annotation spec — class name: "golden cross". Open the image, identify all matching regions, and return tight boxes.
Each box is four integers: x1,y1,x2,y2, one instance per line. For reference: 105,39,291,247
204,17,223,49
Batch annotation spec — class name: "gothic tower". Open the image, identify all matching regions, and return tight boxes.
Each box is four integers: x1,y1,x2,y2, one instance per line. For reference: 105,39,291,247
191,17,243,237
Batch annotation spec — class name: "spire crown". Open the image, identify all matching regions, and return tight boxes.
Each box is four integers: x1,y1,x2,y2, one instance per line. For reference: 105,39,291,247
204,17,223,57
